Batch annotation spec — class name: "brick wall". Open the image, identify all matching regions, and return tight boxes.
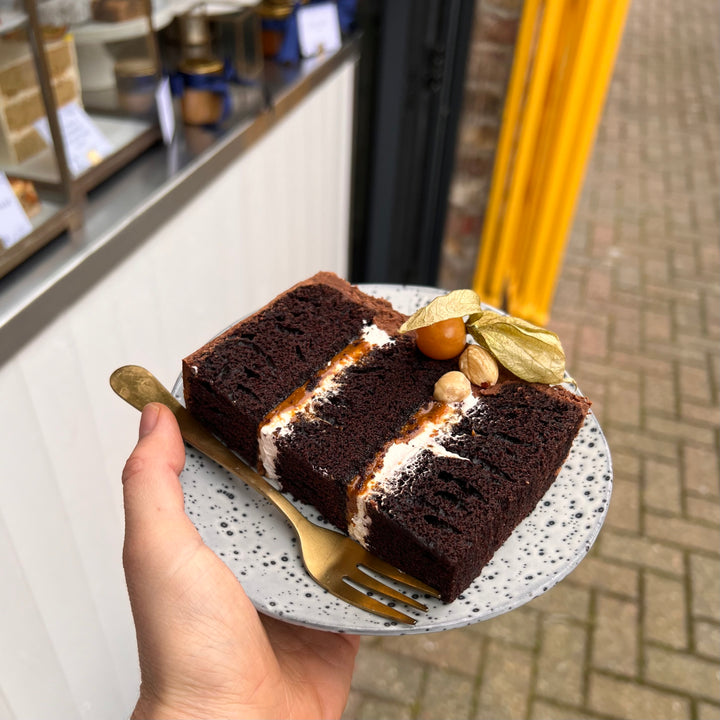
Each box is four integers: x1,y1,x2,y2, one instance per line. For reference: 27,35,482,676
438,0,524,289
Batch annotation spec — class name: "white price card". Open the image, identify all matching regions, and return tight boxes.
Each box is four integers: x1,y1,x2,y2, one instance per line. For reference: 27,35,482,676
155,76,176,145
0,173,33,249
297,2,342,58
34,102,113,177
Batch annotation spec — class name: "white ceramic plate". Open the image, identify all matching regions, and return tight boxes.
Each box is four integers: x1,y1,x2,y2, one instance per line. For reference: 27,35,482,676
174,284,613,635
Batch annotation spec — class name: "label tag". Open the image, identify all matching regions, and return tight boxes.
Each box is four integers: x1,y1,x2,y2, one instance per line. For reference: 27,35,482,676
297,2,342,58
0,173,33,249
34,102,113,177
155,76,175,145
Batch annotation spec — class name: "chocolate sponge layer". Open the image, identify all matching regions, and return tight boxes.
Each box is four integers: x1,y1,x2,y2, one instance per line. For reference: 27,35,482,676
361,382,590,601
183,273,404,466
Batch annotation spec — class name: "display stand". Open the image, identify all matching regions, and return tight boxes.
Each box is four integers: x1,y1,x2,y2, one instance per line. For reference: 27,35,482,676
77,0,163,190
38,0,163,194
0,0,164,280
72,4,175,91
0,1,80,280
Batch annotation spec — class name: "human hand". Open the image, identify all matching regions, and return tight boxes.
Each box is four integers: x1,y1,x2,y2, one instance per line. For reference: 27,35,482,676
122,403,360,719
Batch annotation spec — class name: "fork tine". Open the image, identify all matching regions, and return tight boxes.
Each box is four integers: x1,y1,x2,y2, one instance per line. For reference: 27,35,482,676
348,567,429,611
325,579,419,625
358,555,442,598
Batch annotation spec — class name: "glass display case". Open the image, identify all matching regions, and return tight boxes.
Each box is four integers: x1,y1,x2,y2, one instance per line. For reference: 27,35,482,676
0,0,163,279
0,1,79,278
0,0,332,282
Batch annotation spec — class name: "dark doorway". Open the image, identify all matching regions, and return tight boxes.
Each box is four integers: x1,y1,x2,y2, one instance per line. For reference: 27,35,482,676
349,0,475,286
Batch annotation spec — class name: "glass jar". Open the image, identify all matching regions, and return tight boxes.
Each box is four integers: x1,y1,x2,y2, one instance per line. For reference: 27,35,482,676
114,58,157,115
177,56,228,126
257,0,295,59
211,6,264,80
179,11,212,60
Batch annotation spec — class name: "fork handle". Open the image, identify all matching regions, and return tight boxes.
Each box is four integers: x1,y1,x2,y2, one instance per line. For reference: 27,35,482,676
110,365,310,535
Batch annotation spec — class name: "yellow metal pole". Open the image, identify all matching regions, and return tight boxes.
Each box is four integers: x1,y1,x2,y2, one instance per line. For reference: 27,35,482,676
509,0,625,325
508,0,585,306
531,0,631,321
472,0,542,307
481,0,566,309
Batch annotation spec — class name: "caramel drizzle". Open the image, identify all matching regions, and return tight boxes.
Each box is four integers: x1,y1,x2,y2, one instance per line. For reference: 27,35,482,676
349,401,454,498
346,395,481,535
260,335,375,428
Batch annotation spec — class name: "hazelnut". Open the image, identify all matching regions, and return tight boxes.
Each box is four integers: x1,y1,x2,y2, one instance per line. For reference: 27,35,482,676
433,371,472,403
459,345,499,387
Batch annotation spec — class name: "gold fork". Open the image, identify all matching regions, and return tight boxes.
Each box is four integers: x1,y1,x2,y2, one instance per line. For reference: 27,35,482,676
110,365,440,625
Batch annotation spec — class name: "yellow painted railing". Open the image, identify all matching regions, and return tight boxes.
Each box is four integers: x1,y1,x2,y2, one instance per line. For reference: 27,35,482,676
473,0,630,326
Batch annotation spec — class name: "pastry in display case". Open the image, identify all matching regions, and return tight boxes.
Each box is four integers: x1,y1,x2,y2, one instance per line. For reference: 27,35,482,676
0,31,82,164
32,0,91,26
8,175,41,216
91,0,147,22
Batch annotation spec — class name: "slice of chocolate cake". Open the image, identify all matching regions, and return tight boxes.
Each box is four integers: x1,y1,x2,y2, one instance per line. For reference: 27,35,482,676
183,272,591,602
348,382,590,601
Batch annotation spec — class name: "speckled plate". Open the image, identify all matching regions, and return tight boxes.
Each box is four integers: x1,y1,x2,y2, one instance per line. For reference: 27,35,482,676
173,284,613,635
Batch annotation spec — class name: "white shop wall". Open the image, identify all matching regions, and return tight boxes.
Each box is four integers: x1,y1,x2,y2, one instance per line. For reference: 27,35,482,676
0,59,354,719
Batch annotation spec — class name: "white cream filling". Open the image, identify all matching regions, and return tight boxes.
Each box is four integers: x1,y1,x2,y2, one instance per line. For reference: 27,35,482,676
349,392,480,545
258,323,394,478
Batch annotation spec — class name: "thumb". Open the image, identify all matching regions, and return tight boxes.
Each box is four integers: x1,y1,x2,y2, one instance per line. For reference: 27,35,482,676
122,403,198,582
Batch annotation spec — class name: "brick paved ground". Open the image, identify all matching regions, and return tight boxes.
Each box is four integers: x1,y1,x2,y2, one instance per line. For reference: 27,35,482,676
343,0,720,718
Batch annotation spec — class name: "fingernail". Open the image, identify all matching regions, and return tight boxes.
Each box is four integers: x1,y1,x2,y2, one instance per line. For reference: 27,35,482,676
139,403,161,438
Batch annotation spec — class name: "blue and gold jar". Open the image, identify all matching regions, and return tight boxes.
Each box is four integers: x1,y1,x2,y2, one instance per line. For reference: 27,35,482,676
177,56,229,126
